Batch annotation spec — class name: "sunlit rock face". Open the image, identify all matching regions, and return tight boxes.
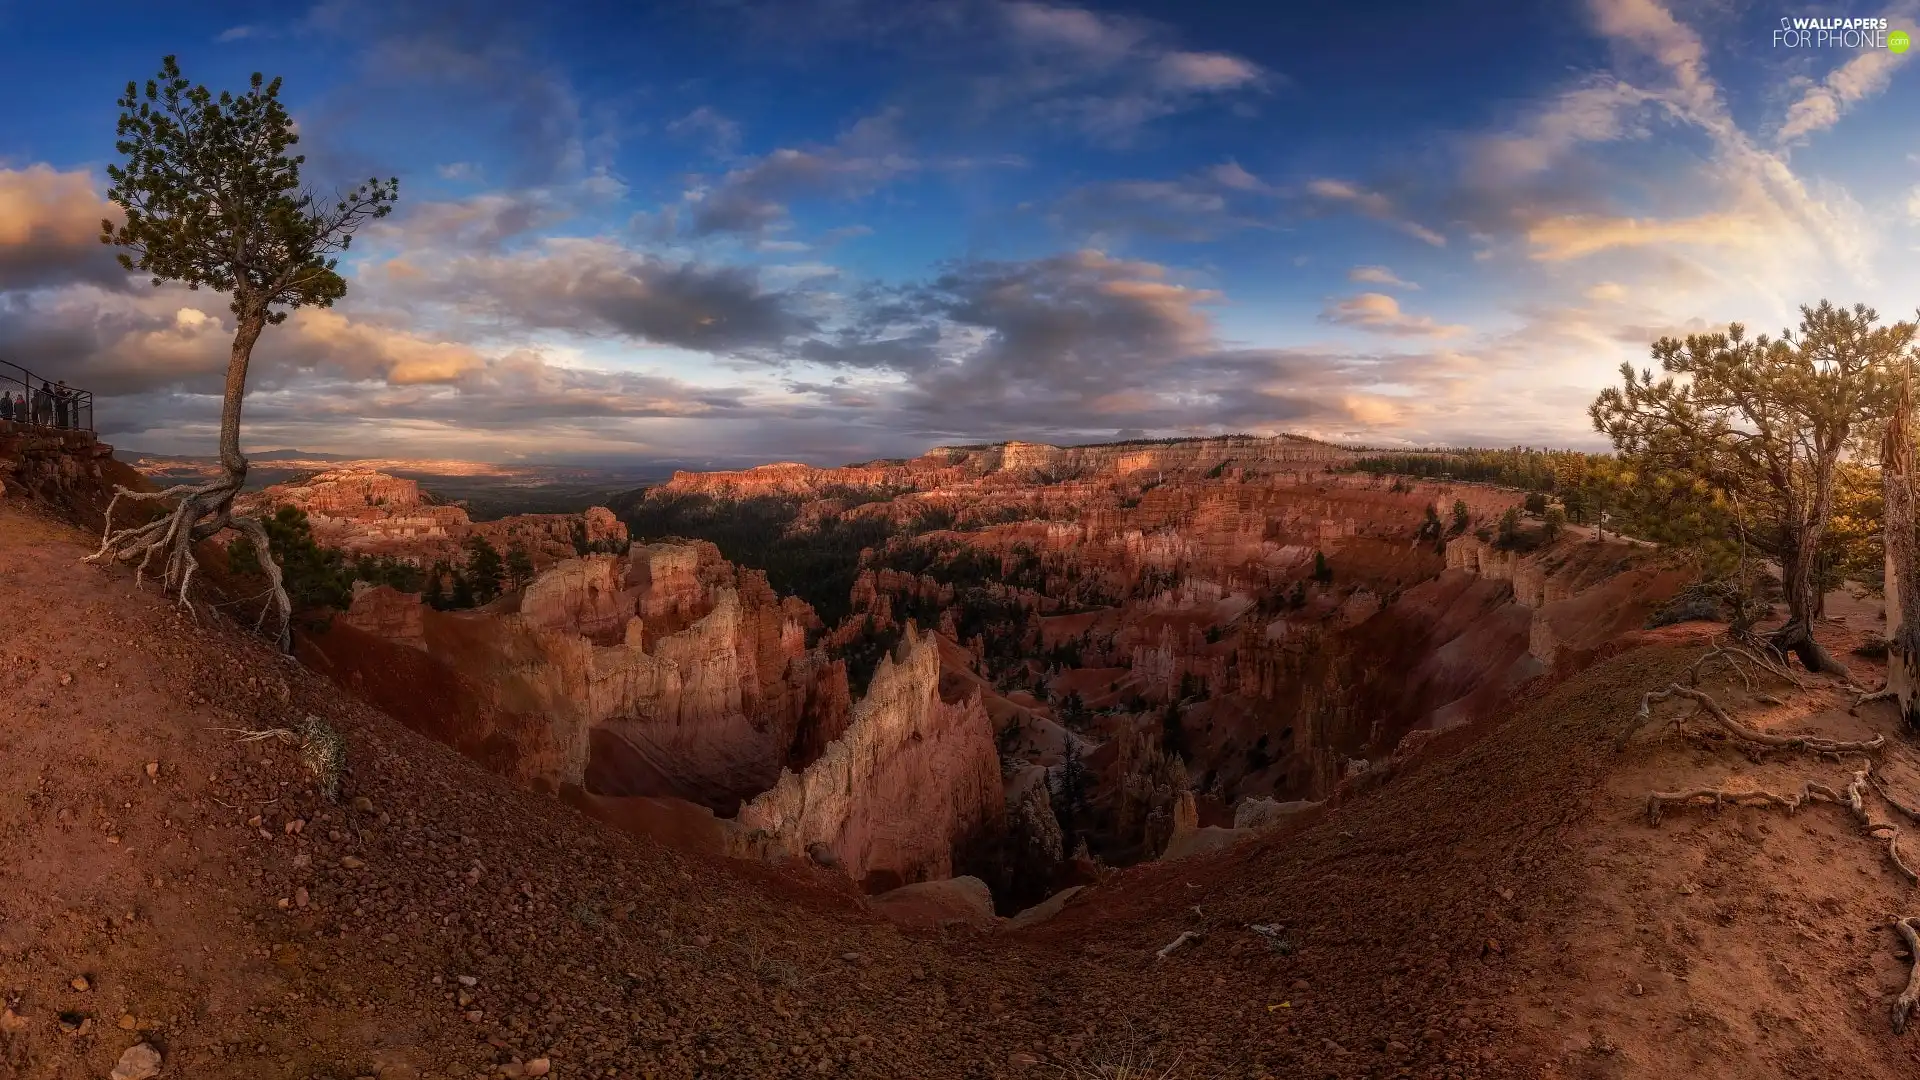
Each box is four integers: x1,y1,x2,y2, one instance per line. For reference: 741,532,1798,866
735,626,1003,891
238,467,627,571
325,542,845,813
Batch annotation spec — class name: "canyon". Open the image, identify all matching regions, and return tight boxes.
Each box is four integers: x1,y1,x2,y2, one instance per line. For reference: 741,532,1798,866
236,466,629,570
227,434,1684,917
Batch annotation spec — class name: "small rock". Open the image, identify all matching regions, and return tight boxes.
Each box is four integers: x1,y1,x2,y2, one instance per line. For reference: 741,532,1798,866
457,975,478,987
294,887,310,909
110,1042,163,1080
285,819,305,835
465,1010,484,1023
291,854,311,870
840,952,862,964
1008,1051,1040,1069
340,856,365,870
59,672,72,686
1497,888,1513,902
352,796,375,813
144,762,159,781
70,975,90,992
117,1013,137,1031
247,815,263,829
0,1009,27,1033
499,1064,526,1079
1387,1040,1408,1054
458,990,475,1007
1631,982,1644,996
1289,978,1309,991
525,1060,551,1077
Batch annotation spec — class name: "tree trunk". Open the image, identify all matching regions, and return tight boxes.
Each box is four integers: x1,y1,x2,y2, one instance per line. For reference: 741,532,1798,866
1774,535,1848,675
1885,372,1920,727
218,305,268,486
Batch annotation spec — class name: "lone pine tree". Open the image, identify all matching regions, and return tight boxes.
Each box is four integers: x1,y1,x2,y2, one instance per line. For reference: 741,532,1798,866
87,56,397,649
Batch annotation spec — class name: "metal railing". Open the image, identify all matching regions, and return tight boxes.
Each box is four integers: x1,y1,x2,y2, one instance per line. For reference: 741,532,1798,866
0,359,92,434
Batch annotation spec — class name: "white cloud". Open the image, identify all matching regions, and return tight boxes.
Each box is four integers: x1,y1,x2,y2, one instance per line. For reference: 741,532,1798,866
1304,179,1446,246
1348,265,1418,289
1319,293,1466,337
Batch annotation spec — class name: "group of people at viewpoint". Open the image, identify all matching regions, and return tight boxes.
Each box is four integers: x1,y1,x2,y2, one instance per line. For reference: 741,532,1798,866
0,380,83,430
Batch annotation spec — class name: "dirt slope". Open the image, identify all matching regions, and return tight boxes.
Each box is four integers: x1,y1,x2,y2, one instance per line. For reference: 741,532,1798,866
7,490,1920,1080
0,502,1007,1080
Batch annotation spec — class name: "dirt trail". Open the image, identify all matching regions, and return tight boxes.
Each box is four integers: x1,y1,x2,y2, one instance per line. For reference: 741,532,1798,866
7,491,1920,1079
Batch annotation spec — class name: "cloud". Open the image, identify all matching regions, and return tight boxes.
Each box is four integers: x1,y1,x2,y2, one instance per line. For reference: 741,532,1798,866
788,249,1480,444
1303,179,1446,246
367,237,817,352
0,166,125,291
435,162,483,182
1207,161,1268,193
1348,265,1417,289
314,6,597,187
668,106,743,159
1318,293,1466,337
1774,19,1915,146
678,110,916,237
1463,76,1654,187
215,25,256,42
1524,211,1760,260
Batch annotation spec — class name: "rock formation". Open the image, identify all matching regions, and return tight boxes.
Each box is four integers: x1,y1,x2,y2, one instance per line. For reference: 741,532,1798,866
736,626,1003,890
315,543,844,814
237,467,627,571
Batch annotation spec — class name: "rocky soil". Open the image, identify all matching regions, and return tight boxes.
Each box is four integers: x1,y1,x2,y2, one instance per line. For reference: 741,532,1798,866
7,488,1920,1079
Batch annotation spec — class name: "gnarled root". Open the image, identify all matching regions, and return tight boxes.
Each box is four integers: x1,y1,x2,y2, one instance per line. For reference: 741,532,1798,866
1855,688,1899,710
1689,634,1810,692
1894,917,1920,1034
1644,786,1814,827
82,475,291,651
1619,682,1885,754
1648,761,1916,882
1870,772,1920,822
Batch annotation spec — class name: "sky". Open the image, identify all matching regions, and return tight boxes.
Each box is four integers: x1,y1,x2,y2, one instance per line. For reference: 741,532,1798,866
2,0,1918,468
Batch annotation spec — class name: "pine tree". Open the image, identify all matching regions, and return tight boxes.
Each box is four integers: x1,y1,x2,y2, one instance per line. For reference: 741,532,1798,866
464,535,504,604
450,570,475,610
1053,740,1091,826
505,543,535,590
89,56,397,649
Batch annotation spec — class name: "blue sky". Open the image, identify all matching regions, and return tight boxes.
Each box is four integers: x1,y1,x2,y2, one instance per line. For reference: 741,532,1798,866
2,0,1918,466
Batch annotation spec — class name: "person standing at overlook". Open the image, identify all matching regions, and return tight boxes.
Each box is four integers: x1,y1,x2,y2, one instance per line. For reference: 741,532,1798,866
34,381,53,427
54,380,72,429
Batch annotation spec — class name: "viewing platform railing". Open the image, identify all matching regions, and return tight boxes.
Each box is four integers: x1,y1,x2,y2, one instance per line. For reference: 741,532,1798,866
0,360,92,434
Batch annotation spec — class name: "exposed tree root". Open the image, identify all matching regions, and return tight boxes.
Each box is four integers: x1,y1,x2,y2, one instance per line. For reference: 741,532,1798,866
1689,636,1807,693
82,475,291,651
1895,917,1920,1035
1856,689,1899,710
1619,682,1886,754
1644,785,1816,826
1154,931,1201,960
1871,773,1920,822
1648,761,1916,884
